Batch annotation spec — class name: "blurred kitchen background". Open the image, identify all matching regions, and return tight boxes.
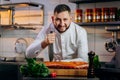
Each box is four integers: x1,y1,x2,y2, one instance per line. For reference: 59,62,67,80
0,0,120,62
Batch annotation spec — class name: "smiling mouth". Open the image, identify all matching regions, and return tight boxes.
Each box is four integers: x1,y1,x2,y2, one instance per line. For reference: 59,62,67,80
58,29,65,33
57,27,68,33
55,24,69,33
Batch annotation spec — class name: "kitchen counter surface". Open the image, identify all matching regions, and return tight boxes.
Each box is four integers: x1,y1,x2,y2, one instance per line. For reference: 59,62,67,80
0,61,98,80
0,61,26,65
22,76,99,80
2,61,120,80
95,67,120,80
0,61,22,80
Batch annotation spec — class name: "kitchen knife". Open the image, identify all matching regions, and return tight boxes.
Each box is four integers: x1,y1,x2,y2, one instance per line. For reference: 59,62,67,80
48,31,54,62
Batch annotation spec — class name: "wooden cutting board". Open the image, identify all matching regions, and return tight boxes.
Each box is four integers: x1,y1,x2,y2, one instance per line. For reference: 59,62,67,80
49,68,87,77
44,61,88,76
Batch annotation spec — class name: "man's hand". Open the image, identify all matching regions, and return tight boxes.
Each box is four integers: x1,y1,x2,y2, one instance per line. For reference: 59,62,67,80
41,32,56,48
46,32,56,44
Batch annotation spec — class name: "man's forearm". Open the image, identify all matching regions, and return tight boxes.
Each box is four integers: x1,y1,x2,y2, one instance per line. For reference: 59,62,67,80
41,39,49,49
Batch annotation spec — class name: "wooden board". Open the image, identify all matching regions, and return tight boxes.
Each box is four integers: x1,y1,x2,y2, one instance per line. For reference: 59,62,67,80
49,68,87,77
44,61,88,69
44,61,88,77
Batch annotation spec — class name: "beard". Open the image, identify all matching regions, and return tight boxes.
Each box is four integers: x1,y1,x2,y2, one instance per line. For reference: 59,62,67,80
55,24,69,33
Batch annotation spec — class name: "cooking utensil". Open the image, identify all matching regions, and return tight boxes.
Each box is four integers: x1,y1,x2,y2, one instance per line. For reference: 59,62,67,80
48,31,54,62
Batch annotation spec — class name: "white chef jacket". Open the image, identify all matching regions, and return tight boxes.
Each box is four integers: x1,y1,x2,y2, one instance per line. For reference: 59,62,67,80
26,22,88,62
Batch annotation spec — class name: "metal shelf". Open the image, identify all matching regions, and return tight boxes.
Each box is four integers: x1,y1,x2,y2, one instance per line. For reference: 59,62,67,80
0,2,44,30
0,24,37,30
69,0,120,27
0,2,42,8
69,0,120,4
77,21,120,26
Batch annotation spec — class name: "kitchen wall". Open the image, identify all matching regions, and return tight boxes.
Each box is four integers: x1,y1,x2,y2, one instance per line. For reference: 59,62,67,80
79,1,120,62
0,0,119,62
0,0,76,61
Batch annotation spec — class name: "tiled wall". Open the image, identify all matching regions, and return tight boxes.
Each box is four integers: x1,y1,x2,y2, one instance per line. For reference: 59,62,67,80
0,0,119,62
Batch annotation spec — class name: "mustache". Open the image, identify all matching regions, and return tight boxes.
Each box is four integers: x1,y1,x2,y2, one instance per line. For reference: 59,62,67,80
58,24,67,27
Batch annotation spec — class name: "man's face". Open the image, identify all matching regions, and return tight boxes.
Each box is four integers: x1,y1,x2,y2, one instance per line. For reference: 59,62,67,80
52,11,72,33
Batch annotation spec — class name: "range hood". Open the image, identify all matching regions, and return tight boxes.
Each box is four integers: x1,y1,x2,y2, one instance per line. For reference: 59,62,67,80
0,2,44,30
0,2,42,8
1,24,37,30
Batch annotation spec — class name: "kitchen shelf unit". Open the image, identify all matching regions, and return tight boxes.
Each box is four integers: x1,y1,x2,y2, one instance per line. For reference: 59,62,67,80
76,21,120,26
69,0,120,4
0,2,41,8
69,0,120,26
0,2,44,30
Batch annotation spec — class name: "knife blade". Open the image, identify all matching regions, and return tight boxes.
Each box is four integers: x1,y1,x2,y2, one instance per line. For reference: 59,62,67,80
49,44,54,62
48,31,54,62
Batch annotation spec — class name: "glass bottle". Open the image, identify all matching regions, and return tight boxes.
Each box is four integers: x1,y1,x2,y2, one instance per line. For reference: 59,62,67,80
117,8,120,21
93,55,100,69
75,9,83,22
93,8,101,22
109,7,118,22
102,8,110,22
85,9,93,22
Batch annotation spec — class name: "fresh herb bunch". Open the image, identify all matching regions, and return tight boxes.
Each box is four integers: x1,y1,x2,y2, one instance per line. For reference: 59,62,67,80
20,58,50,77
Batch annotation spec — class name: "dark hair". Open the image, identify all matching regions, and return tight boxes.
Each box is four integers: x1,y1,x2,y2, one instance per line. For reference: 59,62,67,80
54,4,71,14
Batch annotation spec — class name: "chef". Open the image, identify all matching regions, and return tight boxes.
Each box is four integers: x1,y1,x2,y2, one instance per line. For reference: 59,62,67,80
26,4,88,62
